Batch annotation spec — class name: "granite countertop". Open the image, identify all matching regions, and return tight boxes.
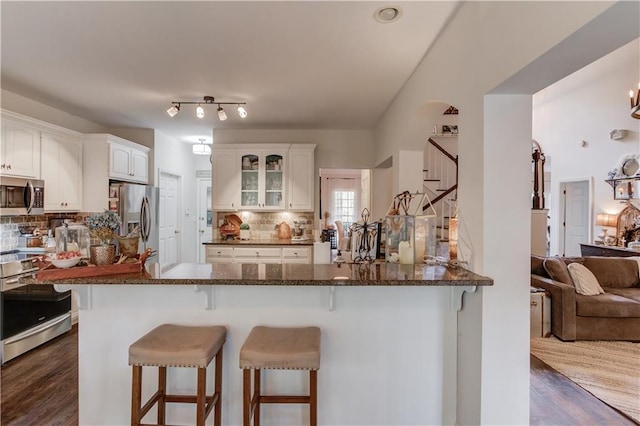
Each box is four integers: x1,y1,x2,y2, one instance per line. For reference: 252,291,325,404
24,262,493,287
204,239,315,246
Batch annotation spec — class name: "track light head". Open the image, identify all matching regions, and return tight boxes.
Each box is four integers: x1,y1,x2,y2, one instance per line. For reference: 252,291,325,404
237,105,248,118
167,104,180,117
217,105,227,121
196,105,205,119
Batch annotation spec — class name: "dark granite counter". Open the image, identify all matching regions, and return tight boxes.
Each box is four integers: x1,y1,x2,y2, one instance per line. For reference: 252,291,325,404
204,239,314,246
25,262,493,287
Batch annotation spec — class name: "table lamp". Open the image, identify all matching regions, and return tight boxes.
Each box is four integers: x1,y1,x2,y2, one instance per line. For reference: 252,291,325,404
596,213,617,245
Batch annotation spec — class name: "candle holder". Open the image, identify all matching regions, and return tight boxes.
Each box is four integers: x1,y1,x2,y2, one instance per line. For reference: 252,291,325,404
384,191,437,264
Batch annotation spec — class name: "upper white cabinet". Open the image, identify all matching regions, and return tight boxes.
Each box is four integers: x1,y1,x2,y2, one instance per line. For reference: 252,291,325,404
41,132,83,211
287,146,315,211
238,148,287,211
212,144,315,212
1,116,41,179
108,138,149,183
211,148,239,210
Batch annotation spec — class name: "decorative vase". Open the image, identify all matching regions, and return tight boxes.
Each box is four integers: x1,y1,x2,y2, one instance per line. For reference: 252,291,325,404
90,244,116,265
118,236,139,257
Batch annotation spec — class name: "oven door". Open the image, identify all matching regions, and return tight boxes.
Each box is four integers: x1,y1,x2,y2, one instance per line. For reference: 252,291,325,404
1,284,71,363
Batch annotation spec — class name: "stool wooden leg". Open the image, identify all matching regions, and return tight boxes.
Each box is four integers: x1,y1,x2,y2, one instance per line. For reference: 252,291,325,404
196,367,207,426
254,369,261,426
310,370,317,426
131,366,142,426
243,369,251,426
158,366,166,424
214,347,223,426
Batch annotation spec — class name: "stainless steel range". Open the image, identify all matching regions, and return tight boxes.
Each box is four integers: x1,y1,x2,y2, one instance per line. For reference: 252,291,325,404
0,250,72,363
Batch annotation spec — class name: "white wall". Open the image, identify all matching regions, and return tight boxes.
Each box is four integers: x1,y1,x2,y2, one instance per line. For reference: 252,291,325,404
153,130,199,263
533,38,640,255
372,2,626,424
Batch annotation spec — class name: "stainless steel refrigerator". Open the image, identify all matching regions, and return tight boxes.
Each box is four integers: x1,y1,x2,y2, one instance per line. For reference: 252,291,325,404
109,182,159,262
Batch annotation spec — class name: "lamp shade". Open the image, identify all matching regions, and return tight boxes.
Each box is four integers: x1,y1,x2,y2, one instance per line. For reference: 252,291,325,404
596,213,616,227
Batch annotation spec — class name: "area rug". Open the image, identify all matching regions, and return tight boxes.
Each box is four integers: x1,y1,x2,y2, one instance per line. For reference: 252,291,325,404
530,337,640,423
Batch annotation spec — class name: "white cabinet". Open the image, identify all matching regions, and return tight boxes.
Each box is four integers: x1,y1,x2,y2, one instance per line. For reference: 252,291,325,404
282,247,312,264
204,245,312,264
211,148,239,210
0,117,41,178
234,247,283,264
238,148,287,211
212,144,315,213
41,133,83,211
287,146,315,211
109,139,149,183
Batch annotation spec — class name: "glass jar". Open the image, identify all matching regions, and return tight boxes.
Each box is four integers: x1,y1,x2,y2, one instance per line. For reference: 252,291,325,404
55,223,90,258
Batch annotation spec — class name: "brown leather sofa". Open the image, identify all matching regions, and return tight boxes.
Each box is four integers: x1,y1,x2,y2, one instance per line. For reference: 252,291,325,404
531,255,640,341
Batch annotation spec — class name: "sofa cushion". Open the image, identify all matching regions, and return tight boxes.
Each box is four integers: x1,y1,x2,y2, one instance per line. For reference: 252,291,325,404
567,263,605,295
605,287,640,303
576,293,640,317
543,258,574,286
531,255,549,278
582,257,640,288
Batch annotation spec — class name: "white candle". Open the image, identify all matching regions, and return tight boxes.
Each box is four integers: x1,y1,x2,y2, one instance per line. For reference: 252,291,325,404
398,241,414,264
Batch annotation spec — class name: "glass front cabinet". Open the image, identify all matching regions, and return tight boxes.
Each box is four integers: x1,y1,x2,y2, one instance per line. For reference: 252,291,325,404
239,149,286,210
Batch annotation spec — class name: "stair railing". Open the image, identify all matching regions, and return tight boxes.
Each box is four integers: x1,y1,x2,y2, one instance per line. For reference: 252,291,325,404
423,137,458,240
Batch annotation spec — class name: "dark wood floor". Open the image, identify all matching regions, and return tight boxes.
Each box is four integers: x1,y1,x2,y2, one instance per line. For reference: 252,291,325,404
1,328,637,425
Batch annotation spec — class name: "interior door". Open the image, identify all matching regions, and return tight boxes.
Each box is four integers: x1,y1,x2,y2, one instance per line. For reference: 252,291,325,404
560,180,590,256
159,172,180,264
197,177,213,262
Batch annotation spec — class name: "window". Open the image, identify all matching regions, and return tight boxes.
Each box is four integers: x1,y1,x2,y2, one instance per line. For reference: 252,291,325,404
334,191,355,235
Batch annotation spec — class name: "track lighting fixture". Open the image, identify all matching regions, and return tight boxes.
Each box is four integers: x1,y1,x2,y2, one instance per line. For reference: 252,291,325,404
167,104,180,117
217,105,227,121
167,95,248,120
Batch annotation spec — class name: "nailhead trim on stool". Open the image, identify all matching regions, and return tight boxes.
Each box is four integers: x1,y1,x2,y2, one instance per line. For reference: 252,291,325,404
129,324,226,426
240,326,321,426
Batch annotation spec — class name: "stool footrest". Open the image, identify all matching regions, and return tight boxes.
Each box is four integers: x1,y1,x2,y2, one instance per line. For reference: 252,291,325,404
260,395,311,404
165,393,218,405
139,390,163,419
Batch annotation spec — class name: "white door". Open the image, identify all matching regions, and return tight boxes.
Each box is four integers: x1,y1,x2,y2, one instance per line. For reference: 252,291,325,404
159,172,180,264
197,177,213,262
560,180,590,256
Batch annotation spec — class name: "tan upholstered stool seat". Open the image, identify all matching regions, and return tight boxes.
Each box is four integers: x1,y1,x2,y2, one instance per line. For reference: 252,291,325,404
129,324,226,368
129,324,226,426
240,326,321,370
240,326,321,426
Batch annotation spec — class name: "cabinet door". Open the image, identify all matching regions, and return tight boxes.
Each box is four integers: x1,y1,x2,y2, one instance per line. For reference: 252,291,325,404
263,152,285,210
282,247,311,264
239,152,261,209
1,121,41,178
288,147,314,211
41,134,83,211
130,149,149,183
205,246,234,263
109,143,132,180
212,148,239,210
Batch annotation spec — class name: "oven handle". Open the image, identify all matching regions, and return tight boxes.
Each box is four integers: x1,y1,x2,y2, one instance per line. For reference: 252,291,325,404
4,313,71,345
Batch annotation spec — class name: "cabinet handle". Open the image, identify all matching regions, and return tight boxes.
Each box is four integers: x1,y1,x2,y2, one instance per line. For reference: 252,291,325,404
290,203,292,207
256,251,260,256
294,252,298,256
1,164,5,169
217,251,222,255
7,164,11,170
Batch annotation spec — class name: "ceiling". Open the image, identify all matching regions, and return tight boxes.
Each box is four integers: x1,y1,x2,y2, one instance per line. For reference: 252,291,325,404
1,1,459,144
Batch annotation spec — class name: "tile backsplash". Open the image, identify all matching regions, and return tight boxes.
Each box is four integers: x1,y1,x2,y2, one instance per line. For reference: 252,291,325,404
0,212,98,234
215,211,315,239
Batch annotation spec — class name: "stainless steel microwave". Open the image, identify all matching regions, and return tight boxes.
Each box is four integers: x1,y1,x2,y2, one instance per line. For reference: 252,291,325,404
0,177,44,216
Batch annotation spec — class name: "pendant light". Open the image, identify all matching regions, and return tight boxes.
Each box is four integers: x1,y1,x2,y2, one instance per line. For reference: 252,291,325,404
192,138,211,155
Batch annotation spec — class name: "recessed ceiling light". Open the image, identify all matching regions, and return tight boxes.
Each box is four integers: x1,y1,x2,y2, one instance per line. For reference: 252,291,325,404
374,6,402,24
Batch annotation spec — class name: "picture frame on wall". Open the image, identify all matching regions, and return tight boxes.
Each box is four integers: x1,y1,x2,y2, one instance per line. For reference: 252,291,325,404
442,125,452,134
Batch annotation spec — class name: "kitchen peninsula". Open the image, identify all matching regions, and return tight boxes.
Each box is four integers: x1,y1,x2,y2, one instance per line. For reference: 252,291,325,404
30,262,492,425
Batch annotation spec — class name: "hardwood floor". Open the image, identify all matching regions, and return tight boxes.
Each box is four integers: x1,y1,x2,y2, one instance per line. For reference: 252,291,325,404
530,354,637,426
1,328,637,425
1,324,78,426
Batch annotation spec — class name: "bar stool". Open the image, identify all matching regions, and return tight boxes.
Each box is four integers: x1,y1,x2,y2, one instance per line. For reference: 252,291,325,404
129,324,226,426
240,326,321,426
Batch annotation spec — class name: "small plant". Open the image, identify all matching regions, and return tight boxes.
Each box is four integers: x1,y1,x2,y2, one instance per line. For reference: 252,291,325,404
240,223,250,230
85,210,121,244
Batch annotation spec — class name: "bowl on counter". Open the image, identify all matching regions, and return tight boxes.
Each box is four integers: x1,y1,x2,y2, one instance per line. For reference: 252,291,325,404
48,252,82,268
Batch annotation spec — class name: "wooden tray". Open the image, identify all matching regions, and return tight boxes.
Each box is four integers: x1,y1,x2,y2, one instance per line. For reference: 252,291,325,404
36,248,152,281
37,260,144,281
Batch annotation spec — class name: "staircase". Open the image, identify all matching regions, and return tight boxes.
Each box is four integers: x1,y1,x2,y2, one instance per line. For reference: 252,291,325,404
422,137,458,244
